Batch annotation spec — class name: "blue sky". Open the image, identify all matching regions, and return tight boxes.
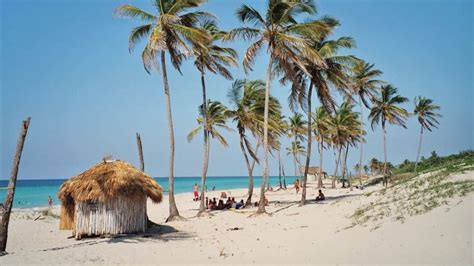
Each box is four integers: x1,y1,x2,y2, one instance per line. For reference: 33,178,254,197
1,0,472,180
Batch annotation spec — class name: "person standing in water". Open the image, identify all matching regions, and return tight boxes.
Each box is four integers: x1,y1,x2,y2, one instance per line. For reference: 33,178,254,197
193,183,199,201
48,195,53,207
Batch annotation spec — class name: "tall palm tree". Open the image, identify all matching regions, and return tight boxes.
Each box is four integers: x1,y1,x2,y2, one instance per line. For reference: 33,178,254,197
286,140,306,179
312,106,331,188
187,101,232,193
413,96,441,173
191,20,237,214
226,79,282,206
115,0,211,221
351,60,384,186
226,0,331,213
369,85,409,187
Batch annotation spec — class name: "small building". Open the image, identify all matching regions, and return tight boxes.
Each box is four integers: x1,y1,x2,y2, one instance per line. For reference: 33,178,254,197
58,160,162,239
299,166,327,182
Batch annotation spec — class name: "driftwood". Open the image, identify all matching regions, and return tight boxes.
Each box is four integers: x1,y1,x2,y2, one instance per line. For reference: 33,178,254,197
0,117,31,253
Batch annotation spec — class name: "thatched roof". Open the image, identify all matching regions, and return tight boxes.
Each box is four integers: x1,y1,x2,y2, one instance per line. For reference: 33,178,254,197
299,166,324,174
58,160,162,204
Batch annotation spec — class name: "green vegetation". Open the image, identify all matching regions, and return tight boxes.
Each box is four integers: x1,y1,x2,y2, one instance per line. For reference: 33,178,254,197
348,151,474,230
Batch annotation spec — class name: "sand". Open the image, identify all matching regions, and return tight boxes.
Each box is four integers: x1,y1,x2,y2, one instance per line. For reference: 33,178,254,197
1,172,472,265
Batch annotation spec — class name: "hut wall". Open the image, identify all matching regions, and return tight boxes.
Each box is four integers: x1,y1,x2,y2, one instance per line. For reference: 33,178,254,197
74,196,147,239
59,204,75,230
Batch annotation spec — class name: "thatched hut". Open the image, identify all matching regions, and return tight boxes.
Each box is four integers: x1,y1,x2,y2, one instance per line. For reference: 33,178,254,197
299,166,327,181
58,160,162,239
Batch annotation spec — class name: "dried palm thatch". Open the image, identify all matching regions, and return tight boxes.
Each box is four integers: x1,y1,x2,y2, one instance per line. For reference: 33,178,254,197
58,160,162,204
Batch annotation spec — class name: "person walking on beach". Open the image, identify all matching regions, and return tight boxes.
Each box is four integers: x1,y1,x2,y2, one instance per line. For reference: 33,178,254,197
294,179,300,194
48,195,52,207
193,183,199,201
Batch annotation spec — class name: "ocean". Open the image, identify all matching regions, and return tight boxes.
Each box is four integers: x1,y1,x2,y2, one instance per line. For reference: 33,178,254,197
0,175,297,209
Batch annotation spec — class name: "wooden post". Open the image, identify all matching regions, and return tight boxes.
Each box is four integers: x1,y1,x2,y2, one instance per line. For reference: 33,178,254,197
136,133,145,172
0,117,31,254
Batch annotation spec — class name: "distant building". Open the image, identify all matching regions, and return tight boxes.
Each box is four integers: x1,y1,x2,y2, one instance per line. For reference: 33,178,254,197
299,166,327,182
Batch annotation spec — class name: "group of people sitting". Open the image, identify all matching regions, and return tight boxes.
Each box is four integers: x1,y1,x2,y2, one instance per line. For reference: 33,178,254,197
206,197,245,210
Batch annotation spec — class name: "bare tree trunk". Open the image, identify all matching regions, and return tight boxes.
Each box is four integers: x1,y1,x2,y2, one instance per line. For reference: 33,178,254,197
136,133,145,172
198,72,209,215
161,51,180,222
414,126,423,173
301,82,313,206
317,138,324,188
358,97,363,187
382,124,388,187
332,146,342,188
0,117,31,253
258,55,273,214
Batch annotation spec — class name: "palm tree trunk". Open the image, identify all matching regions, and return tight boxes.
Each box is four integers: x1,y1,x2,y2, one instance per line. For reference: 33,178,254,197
239,134,254,206
0,117,31,253
136,133,145,172
282,157,287,189
382,124,388,187
414,126,423,173
342,144,350,189
301,81,313,206
258,55,273,214
198,72,209,214
161,51,180,222
358,96,363,187
278,150,282,189
332,146,342,188
317,139,324,189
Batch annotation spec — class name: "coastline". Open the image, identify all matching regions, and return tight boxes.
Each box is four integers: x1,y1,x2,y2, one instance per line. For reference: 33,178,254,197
2,171,473,264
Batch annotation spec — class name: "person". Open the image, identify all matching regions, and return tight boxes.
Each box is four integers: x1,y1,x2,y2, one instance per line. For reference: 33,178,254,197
193,183,199,201
315,190,325,201
205,197,209,209
294,179,300,193
217,200,225,210
48,196,52,207
263,196,269,206
220,191,227,199
231,199,237,209
212,185,215,191
236,199,244,209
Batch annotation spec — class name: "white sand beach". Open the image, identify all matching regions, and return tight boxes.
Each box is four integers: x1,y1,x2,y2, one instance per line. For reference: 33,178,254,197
1,171,473,265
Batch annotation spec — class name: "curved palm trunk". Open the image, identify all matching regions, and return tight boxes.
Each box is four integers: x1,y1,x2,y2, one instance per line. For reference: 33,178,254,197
414,126,423,173
257,56,273,214
161,52,180,222
332,146,342,188
382,124,388,187
198,73,209,214
358,97,364,187
301,82,313,206
239,134,254,206
341,144,349,188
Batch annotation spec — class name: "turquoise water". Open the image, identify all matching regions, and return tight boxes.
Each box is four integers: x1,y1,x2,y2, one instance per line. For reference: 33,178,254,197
0,176,297,208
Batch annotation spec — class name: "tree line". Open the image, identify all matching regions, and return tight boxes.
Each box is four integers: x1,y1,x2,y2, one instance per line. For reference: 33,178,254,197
114,0,441,220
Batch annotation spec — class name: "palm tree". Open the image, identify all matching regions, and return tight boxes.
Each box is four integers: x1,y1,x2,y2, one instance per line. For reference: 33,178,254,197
327,101,360,188
312,106,330,188
363,164,369,175
287,113,307,178
369,158,380,175
369,85,409,187
226,0,331,213
115,0,211,222
191,20,237,214
286,141,306,179
187,101,232,199
351,60,384,186
226,79,282,206
413,96,441,173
